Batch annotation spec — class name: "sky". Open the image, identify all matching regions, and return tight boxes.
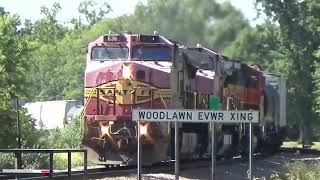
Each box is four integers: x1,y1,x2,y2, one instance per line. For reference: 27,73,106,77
0,0,263,25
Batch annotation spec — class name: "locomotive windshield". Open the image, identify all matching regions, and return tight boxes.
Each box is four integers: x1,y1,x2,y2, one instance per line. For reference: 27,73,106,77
199,57,214,70
91,46,129,61
132,46,171,61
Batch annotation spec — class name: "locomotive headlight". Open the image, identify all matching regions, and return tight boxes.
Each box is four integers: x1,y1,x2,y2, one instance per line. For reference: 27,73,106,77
122,64,132,79
101,125,109,135
139,124,148,135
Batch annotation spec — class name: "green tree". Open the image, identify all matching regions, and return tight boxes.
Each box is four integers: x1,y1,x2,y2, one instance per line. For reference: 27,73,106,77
256,0,320,143
0,12,29,103
26,2,67,100
223,22,291,75
78,0,111,25
32,2,66,44
0,10,39,148
313,50,320,139
26,1,113,101
121,0,248,50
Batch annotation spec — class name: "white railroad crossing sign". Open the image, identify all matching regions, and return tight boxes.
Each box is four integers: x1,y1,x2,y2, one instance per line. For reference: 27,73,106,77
133,109,259,180
132,109,259,123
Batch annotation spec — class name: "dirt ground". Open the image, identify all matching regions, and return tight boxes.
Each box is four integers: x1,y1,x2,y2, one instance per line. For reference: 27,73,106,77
99,152,320,180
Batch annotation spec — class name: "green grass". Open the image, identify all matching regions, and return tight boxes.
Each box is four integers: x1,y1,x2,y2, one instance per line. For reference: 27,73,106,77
282,141,320,151
270,162,320,180
272,141,320,179
313,142,320,150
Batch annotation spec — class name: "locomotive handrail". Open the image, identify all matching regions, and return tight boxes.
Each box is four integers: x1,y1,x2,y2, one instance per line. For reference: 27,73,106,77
81,88,97,134
203,94,209,108
82,88,96,116
158,92,168,109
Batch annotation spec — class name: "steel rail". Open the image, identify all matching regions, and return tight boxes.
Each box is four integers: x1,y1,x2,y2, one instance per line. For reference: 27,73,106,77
3,147,319,180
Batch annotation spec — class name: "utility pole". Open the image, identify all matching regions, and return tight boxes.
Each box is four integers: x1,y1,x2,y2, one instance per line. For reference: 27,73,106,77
15,99,22,170
16,99,22,149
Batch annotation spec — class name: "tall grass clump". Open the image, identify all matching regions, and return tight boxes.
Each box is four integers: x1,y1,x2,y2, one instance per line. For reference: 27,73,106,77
270,161,320,180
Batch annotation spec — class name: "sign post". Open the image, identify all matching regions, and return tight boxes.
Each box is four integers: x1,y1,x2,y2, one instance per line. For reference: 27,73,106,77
137,122,141,180
175,121,179,180
209,95,219,180
249,123,253,180
133,109,259,180
211,122,216,180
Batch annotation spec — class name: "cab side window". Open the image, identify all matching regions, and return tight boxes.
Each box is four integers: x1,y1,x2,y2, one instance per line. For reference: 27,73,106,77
200,57,214,70
247,75,258,89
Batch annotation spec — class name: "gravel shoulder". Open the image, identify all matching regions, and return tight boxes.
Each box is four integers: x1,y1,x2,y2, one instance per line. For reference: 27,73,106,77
99,152,320,180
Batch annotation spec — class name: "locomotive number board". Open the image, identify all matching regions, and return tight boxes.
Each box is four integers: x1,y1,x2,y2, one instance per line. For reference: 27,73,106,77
132,109,259,123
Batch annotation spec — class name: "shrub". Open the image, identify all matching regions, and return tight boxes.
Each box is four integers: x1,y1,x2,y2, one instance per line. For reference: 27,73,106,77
53,153,84,170
22,152,49,169
38,116,82,149
0,116,84,170
0,153,15,169
270,161,320,180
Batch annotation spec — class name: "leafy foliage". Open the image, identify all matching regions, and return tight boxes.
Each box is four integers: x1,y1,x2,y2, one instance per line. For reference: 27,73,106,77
26,2,67,100
0,12,30,102
270,161,320,180
78,0,111,25
0,9,46,169
26,1,113,101
121,0,248,51
0,10,39,149
223,22,290,73
0,153,15,169
256,0,320,142
39,116,83,149
53,153,85,170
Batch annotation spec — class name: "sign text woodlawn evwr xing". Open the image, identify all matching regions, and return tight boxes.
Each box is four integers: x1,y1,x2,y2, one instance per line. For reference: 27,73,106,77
132,109,259,123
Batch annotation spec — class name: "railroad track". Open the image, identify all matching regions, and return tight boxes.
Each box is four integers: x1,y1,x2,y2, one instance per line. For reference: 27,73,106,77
280,147,320,155
3,147,320,180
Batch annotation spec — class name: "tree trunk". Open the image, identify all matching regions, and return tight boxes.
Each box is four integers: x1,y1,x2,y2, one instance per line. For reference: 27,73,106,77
298,124,312,147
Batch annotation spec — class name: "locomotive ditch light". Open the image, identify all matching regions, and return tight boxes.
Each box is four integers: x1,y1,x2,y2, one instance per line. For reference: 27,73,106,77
122,64,132,80
101,125,109,135
139,124,148,135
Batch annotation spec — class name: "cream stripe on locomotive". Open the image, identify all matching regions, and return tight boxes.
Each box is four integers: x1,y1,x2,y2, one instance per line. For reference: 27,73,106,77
84,80,171,105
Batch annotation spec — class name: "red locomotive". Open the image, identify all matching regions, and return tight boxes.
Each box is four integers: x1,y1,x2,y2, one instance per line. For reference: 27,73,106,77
82,33,286,165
